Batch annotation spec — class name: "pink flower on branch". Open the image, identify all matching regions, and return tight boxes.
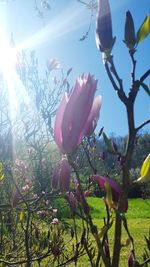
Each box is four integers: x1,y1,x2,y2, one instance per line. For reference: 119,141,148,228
92,175,128,212
54,74,102,154
52,158,71,192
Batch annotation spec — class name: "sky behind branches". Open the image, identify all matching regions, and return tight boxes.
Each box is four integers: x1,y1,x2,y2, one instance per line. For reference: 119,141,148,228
0,0,150,136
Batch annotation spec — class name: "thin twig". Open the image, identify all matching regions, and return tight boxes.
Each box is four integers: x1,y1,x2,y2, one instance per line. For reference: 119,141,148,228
129,50,136,85
136,119,150,133
140,69,150,83
105,62,119,92
140,256,150,266
109,57,124,92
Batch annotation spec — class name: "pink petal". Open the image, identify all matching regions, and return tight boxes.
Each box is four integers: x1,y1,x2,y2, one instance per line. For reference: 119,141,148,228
52,162,60,189
52,159,71,192
59,159,71,192
61,75,97,153
54,93,68,153
83,95,102,136
93,175,128,212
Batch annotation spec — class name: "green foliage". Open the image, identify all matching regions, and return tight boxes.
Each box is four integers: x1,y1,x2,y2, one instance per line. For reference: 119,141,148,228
0,161,4,181
132,133,150,169
137,15,150,43
102,132,115,153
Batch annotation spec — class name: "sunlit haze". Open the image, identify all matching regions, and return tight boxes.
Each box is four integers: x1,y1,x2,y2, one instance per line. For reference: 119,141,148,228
0,0,149,135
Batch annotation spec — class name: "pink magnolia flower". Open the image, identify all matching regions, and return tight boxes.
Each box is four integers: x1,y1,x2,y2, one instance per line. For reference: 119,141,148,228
92,175,128,212
54,74,102,154
52,158,71,192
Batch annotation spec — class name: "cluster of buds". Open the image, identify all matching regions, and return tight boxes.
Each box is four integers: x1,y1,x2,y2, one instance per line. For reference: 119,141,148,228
96,0,137,59
12,178,32,207
21,181,32,193
14,160,31,182
67,180,90,215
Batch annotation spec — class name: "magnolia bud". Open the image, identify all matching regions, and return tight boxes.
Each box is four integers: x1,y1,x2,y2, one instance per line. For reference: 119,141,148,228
111,140,118,152
128,251,134,267
96,0,116,57
124,11,136,50
69,192,77,211
99,151,105,161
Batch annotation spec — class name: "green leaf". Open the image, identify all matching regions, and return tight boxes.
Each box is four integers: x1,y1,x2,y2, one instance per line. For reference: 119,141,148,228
136,154,150,182
104,181,113,208
0,162,4,182
20,211,24,222
140,82,150,96
103,132,114,153
99,225,108,238
137,15,150,43
141,154,150,177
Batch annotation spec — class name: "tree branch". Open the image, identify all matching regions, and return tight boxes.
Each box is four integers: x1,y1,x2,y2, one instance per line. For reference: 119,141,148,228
136,119,150,133
105,61,128,105
129,50,136,86
140,256,150,267
109,57,124,91
105,62,119,92
140,69,150,83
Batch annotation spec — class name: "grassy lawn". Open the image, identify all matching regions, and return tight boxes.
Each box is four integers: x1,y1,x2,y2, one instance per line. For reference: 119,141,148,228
10,197,149,267
87,197,150,219
67,197,150,267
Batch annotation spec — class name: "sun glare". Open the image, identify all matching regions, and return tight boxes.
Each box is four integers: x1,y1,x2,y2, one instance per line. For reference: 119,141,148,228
0,30,17,75
0,29,33,121
18,3,89,51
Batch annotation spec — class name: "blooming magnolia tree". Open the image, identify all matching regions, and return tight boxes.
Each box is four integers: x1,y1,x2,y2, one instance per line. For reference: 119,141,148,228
0,1,150,267
52,0,150,266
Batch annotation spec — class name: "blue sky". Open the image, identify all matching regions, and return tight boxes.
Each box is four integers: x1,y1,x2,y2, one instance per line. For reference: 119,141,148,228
0,0,149,136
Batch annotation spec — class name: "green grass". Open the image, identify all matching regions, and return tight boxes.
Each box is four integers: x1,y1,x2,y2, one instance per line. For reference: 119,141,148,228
53,196,150,220
87,197,150,219
42,197,150,266
69,197,150,267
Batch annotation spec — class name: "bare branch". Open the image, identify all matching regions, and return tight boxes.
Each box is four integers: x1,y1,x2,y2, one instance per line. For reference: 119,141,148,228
105,62,128,105
140,69,150,83
140,257,150,267
105,62,119,92
136,119,150,133
129,50,136,85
